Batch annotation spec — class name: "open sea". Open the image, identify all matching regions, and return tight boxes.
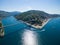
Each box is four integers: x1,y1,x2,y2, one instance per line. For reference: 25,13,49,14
0,16,60,45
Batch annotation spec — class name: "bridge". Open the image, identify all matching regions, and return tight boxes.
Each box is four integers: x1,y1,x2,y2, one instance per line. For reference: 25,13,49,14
0,23,20,28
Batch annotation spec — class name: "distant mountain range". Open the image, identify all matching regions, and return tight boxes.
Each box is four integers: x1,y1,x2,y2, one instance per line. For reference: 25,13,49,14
0,10,20,18
0,10,60,18
0,10,60,28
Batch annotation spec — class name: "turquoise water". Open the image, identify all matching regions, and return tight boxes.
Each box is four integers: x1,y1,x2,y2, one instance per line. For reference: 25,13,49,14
0,16,60,45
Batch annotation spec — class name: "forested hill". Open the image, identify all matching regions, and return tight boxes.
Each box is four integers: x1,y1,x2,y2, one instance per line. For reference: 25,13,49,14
15,10,60,26
15,10,50,21
0,10,20,18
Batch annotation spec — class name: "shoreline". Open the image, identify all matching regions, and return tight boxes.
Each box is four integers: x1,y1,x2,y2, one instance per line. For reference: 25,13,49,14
0,21,4,37
19,19,51,29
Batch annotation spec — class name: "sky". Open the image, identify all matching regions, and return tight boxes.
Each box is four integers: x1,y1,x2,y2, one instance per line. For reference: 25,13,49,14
0,0,60,14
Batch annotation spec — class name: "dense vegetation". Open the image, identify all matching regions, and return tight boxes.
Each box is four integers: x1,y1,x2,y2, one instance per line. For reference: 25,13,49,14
15,10,60,26
15,10,51,25
0,10,60,26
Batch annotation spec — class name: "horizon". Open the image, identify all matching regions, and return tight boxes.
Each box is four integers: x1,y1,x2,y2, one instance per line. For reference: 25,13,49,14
0,9,60,15
0,0,60,14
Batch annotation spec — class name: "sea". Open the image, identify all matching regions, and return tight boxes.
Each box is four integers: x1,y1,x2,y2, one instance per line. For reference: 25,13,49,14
0,16,60,45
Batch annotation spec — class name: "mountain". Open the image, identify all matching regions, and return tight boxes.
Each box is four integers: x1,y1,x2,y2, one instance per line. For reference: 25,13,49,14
15,10,50,26
0,10,20,19
50,14,60,18
0,11,9,17
9,11,20,16
15,10,50,20
15,10,60,27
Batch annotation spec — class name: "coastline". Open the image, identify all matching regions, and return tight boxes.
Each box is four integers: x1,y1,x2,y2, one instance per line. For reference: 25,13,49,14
0,21,4,37
19,19,51,29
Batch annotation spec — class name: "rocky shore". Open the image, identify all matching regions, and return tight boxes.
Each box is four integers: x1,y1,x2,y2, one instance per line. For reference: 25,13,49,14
19,19,51,29
0,21,4,37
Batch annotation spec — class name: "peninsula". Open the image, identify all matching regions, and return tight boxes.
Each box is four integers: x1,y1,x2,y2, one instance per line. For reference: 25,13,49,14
15,10,60,29
15,10,49,29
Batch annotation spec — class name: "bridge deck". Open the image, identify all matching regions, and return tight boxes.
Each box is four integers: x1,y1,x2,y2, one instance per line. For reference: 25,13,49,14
0,23,20,28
